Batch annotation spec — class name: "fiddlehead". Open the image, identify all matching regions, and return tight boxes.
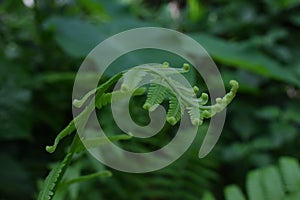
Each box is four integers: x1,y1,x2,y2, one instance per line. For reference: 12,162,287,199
118,63,239,126
40,62,239,198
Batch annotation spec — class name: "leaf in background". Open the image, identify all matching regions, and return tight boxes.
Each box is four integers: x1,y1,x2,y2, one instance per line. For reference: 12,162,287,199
43,16,105,58
246,170,265,200
77,0,108,18
282,103,300,124
0,81,31,140
221,69,262,94
290,14,300,26
0,154,33,198
60,171,112,189
225,185,246,200
261,166,285,200
224,157,300,200
190,34,300,87
255,106,281,120
264,0,300,12
0,59,32,140
270,122,298,145
202,192,216,200
187,0,205,22
279,157,300,193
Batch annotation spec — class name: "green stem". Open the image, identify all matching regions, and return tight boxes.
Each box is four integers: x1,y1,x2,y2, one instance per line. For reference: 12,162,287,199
51,134,80,194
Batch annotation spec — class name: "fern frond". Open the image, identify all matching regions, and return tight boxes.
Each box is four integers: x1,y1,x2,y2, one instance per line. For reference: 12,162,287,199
225,185,246,200
198,93,209,105
48,87,145,153
262,166,285,200
246,170,265,200
163,76,198,108
202,192,216,200
187,106,201,126
133,64,239,126
140,63,190,75
121,62,189,91
73,72,123,108
76,134,132,152
96,87,146,109
95,92,112,109
223,157,300,200
279,157,300,193
200,80,239,119
143,83,169,111
46,100,94,153
46,121,76,153
166,95,184,125
59,170,112,189
38,153,73,200
121,68,147,91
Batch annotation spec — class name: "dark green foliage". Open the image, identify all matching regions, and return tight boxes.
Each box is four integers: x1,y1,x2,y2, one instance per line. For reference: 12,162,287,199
98,125,220,200
223,157,300,200
1,0,300,199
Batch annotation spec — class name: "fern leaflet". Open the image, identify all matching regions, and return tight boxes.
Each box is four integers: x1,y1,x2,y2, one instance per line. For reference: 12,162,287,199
73,72,123,108
59,171,112,189
222,157,300,200
279,157,300,193
38,153,73,200
143,83,169,111
121,68,146,91
167,95,184,125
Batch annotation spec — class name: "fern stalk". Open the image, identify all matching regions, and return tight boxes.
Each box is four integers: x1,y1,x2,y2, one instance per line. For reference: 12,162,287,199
38,134,81,200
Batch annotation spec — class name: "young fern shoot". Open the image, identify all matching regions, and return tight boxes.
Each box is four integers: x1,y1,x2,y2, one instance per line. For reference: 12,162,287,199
121,62,239,126
38,62,238,200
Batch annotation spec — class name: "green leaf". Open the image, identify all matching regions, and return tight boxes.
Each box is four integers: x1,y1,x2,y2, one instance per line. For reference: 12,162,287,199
143,83,169,111
59,171,112,188
43,16,105,58
225,185,246,200
77,134,132,152
0,60,32,140
190,34,300,87
187,106,201,126
290,14,300,25
77,0,108,17
35,72,77,84
38,153,73,200
201,80,239,119
74,69,123,108
123,63,239,126
202,192,216,200
121,68,147,91
246,170,265,200
261,166,285,200
279,157,300,193
47,99,95,153
225,157,300,200
96,87,146,109
46,121,76,153
166,95,184,125
287,191,300,200
255,106,281,120
187,0,205,22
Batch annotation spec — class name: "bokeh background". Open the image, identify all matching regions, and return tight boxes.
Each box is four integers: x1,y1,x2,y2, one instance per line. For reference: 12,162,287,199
1,0,300,199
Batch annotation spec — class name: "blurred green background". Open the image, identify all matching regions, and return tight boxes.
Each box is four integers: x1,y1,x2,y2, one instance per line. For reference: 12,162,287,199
1,0,300,199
